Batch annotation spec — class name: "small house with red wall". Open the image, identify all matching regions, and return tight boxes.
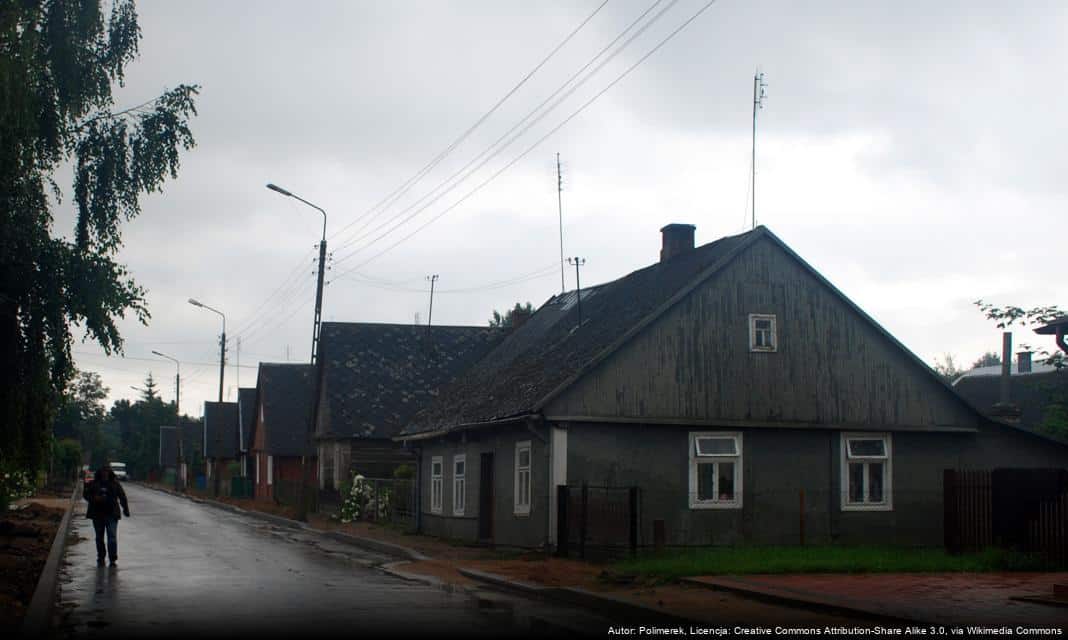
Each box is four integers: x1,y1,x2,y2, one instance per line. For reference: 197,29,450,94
250,363,317,504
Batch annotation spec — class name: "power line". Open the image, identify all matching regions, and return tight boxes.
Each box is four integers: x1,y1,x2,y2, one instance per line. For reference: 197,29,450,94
329,0,720,281
329,0,675,265
327,0,611,247
330,262,559,294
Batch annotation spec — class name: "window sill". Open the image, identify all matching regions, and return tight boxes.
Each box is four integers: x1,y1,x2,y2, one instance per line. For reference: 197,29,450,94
513,509,531,518
841,502,893,512
689,500,743,510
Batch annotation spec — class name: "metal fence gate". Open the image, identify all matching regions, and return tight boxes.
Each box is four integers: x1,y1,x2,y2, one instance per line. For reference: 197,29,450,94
556,485,639,560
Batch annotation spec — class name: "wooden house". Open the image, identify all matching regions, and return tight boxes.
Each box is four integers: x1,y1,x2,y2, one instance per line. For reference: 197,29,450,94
249,363,317,503
203,401,239,495
314,322,503,495
399,224,1068,549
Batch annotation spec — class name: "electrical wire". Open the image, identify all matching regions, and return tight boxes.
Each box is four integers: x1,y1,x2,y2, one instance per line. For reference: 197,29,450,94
328,0,611,247
330,0,721,281
329,0,674,264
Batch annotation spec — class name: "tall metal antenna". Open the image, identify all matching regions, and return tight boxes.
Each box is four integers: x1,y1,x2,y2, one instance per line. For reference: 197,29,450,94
557,153,565,294
751,70,768,230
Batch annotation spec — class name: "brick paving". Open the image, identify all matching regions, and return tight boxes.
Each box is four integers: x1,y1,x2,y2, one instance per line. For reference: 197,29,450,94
691,573,1068,627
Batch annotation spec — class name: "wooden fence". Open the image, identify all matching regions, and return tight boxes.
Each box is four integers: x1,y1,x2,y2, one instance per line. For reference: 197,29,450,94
945,468,1068,566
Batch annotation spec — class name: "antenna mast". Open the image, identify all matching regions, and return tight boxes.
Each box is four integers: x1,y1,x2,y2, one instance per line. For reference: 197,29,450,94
751,70,768,230
557,153,565,293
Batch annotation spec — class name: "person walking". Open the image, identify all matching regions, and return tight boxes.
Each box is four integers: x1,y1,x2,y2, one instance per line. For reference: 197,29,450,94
83,466,130,567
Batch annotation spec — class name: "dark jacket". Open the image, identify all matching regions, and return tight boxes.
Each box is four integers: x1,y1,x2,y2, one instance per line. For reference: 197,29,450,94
84,471,129,520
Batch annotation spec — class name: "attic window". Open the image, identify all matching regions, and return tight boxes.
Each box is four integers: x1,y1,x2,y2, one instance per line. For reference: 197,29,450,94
749,314,777,352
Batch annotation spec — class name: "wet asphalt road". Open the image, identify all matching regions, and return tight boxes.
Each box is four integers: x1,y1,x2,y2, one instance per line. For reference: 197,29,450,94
53,484,607,638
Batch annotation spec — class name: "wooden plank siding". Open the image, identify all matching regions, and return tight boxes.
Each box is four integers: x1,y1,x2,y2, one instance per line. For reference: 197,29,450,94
546,236,979,430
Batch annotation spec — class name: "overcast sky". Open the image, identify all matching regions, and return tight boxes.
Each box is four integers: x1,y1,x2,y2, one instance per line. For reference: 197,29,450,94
66,0,1068,416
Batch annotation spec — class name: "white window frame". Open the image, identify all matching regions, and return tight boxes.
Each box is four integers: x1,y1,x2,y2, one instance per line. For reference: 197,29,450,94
255,454,260,484
840,433,892,511
688,432,743,509
453,454,466,516
748,313,778,352
514,441,532,516
267,455,273,486
430,456,443,514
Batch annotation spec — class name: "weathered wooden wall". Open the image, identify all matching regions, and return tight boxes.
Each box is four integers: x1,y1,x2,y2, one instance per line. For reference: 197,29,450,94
547,236,979,430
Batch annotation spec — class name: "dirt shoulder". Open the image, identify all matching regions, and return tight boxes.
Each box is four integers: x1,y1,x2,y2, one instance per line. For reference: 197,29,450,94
0,500,67,632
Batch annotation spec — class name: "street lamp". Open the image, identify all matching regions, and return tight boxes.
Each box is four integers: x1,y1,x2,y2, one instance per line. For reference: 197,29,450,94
152,350,184,491
267,182,328,522
189,297,226,496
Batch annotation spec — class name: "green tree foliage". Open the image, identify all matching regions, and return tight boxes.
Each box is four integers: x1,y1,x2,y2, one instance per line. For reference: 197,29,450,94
108,373,176,478
932,353,964,384
975,300,1065,370
0,1,198,473
488,302,534,328
971,351,1001,369
53,438,83,481
53,368,109,464
975,300,1067,438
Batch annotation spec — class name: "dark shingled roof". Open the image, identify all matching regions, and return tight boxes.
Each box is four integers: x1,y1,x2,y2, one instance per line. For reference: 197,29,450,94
954,370,1068,438
317,322,505,439
159,426,177,467
179,417,201,461
402,228,755,435
237,387,256,452
256,363,315,456
203,402,239,459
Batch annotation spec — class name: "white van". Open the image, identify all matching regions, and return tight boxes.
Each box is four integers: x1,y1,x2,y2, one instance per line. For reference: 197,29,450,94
109,461,128,480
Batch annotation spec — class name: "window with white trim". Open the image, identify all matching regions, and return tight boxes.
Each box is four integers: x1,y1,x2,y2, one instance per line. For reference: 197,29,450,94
430,456,443,514
841,433,892,511
749,313,777,352
514,441,532,515
267,455,273,486
689,432,743,509
453,454,466,516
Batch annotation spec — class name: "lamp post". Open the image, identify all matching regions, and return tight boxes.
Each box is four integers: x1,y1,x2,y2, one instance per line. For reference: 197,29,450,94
153,350,183,491
189,297,226,496
267,182,327,522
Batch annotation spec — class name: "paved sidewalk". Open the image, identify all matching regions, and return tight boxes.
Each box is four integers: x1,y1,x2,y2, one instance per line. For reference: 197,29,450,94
688,573,1068,627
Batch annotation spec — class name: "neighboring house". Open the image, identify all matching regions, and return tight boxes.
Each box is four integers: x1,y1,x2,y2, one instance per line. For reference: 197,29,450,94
314,322,504,492
399,224,1068,549
954,359,1068,440
237,387,257,478
249,363,317,503
203,401,239,493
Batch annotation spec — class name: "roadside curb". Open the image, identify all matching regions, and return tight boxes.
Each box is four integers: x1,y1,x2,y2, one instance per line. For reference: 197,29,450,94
681,576,925,625
457,568,697,625
21,482,79,637
322,530,428,561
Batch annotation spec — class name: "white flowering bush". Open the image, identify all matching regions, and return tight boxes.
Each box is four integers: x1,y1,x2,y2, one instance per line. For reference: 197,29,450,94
339,474,391,523
0,467,36,511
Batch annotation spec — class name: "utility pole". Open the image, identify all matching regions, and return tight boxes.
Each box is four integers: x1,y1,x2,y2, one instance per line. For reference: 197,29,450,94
266,183,327,523
567,257,586,326
557,153,565,294
217,331,226,402
235,336,241,389
425,275,439,334
751,70,768,230
152,350,182,491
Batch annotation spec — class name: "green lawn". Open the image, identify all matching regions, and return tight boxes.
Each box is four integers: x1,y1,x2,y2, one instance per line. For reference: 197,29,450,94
610,546,1049,580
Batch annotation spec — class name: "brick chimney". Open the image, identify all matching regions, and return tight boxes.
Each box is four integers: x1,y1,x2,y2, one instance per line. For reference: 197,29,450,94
1017,351,1032,374
660,224,696,262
